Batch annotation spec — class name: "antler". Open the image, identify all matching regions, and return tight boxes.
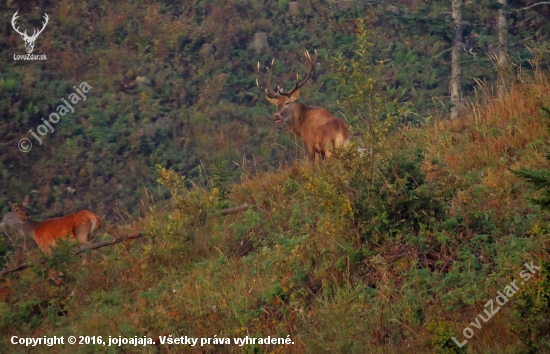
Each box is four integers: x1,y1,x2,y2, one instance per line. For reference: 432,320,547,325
30,13,49,40
279,49,318,97
11,11,27,38
11,11,48,40
256,58,279,99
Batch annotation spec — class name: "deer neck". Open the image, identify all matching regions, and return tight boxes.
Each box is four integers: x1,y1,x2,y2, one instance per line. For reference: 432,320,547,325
19,218,39,239
286,102,308,137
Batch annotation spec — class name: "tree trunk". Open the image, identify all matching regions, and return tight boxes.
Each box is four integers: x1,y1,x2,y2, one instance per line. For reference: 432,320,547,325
497,0,508,97
450,0,463,119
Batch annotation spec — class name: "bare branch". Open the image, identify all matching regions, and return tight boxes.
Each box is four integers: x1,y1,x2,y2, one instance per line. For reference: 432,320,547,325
513,2,550,11
220,203,251,215
430,48,452,61
510,30,542,47
74,232,144,255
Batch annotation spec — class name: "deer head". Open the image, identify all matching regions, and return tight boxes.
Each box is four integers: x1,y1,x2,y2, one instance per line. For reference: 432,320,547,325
11,11,49,54
8,195,31,222
256,50,318,123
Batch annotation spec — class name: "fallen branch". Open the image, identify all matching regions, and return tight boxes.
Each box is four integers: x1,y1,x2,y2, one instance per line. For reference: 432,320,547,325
221,203,252,215
513,2,550,11
0,261,40,274
1,232,144,276
74,232,144,255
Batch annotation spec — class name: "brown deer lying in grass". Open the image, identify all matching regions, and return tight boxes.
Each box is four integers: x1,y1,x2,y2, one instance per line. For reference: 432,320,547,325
256,50,350,161
8,195,101,256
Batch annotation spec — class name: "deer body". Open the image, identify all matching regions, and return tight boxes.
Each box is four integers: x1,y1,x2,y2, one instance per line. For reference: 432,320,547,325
9,196,101,256
278,101,349,160
256,50,350,161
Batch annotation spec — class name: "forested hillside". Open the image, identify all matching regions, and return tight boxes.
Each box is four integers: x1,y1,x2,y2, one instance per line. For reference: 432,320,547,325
1,0,549,222
2,0,550,353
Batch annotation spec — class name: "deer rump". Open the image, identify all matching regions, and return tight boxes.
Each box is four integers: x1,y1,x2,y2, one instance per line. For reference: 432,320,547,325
298,109,350,160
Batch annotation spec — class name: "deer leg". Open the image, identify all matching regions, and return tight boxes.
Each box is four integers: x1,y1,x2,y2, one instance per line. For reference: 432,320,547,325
41,245,52,257
74,221,92,246
307,146,316,162
74,222,94,265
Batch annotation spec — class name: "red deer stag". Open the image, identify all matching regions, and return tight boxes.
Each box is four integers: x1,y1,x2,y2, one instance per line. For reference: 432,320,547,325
8,195,101,256
256,50,350,161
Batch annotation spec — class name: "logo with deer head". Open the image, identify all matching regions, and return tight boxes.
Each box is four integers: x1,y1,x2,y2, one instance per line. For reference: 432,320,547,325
11,10,49,54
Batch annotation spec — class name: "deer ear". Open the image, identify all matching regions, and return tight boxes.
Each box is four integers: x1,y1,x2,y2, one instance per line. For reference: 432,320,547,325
265,95,278,105
22,195,29,206
289,88,300,102
8,201,15,210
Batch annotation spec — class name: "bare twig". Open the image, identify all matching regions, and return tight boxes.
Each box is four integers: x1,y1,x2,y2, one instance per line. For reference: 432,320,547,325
513,2,550,11
74,232,144,255
430,48,452,61
510,30,542,48
221,203,251,215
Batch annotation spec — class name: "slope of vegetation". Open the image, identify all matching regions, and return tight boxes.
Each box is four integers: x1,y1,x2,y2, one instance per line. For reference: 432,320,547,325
2,62,550,353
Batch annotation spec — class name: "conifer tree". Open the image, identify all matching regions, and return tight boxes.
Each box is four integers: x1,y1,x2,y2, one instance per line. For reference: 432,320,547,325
512,107,550,210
